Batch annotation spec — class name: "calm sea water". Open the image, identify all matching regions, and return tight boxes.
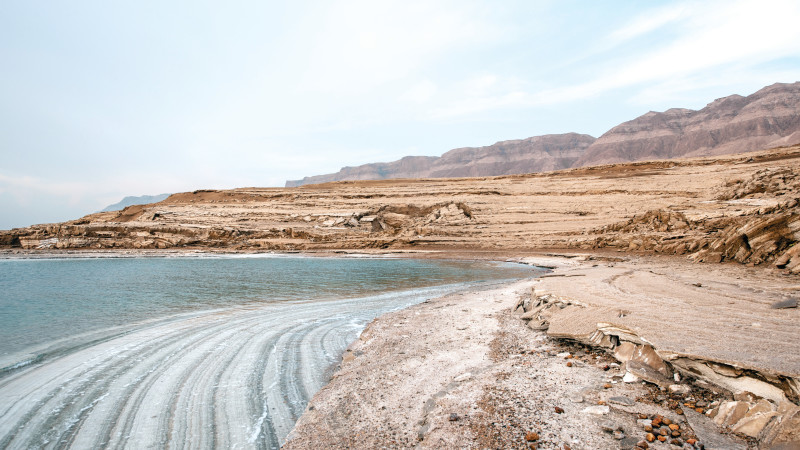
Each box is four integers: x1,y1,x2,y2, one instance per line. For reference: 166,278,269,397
0,255,537,448
0,255,532,359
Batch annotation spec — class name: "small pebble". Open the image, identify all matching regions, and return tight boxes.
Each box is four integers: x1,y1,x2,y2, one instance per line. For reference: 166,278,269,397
669,424,680,431
554,406,564,414
638,413,648,420
566,362,573,367
686,438,697,445
662,418,672,426
695,407,704,414
645,433,655,442
670,438,682,446
636,441,648,449
613,430,625,440
448,413,459,421
651,415,662,426
525,432,539,442
657,435,666,442
603,383,612,389
676,408,684,415
644,425,653,432
603,364,610,371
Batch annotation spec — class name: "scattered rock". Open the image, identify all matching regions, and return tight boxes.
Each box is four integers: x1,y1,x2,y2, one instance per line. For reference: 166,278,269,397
618,436,641,449
682,407,747,450
454,372,472,382
613,430,625,440
568,391,585,403
625,361,672,387
448,413,459,421
525,431,540,441
554,406,565,414
623,372,640,383
771,298,798,309
669,384,691,395
583,405,610,415
609,396,636,406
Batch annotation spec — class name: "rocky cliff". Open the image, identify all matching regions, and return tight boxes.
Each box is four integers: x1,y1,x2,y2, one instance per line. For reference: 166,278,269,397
285,133,595,187
5,145,800,277
575,82,800,166
287,82,800,186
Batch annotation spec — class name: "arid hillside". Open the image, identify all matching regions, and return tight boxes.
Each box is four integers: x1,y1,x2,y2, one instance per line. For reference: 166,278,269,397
286,82,800,186
3,146,799,274
285,133,595,187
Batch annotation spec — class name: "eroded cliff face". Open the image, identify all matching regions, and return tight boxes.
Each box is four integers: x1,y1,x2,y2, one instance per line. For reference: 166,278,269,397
286,82,800,186
4,145,800,275
284,133,595,187
575,82,800,166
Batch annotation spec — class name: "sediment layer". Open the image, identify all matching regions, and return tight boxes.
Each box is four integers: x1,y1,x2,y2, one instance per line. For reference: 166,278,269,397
3,146,800,277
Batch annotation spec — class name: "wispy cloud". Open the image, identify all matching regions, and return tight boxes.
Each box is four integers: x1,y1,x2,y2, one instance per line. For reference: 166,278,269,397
427,0,800,119
604,3,689,46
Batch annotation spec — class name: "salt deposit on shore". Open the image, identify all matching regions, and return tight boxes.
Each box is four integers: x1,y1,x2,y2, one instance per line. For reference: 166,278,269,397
286,254,800,449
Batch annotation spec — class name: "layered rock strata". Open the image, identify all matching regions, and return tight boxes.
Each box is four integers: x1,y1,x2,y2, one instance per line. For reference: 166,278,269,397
285,133,595,187
576,82,800,167
4,146,800,276
513,257,800,448
287,82,800,186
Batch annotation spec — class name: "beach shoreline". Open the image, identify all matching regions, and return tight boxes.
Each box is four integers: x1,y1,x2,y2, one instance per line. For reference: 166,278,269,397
283,252,800,449
3,247,798,447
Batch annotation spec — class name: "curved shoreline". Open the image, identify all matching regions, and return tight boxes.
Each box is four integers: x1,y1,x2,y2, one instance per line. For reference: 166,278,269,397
285,253,800,449
0,260,520,449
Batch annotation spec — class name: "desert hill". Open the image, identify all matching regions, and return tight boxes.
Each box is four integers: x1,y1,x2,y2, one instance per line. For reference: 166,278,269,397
3,145,799,276
577,82,800,166
100,194,171,212
285,133,595,187
286,82,800,186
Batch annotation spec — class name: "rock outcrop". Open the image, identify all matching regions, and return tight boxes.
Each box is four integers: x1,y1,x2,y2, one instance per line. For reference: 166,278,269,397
3,145,800,277
285,133,595,186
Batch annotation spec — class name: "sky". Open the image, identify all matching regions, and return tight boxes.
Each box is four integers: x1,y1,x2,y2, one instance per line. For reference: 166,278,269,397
2,0,800,230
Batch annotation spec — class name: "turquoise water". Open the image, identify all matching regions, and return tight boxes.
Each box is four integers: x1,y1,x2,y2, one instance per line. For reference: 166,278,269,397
0,255,537,449
0,255,532,359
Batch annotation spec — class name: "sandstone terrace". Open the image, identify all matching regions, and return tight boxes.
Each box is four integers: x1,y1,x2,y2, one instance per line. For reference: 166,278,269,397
4,145,799,277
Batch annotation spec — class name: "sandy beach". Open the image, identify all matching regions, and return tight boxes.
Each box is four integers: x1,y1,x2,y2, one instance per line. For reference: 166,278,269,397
284,253,800,449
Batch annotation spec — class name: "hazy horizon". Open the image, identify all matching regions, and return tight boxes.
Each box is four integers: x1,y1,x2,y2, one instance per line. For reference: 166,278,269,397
3,0,800,229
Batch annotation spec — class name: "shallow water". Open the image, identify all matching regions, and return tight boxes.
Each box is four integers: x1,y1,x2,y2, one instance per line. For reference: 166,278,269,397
0,255,535,449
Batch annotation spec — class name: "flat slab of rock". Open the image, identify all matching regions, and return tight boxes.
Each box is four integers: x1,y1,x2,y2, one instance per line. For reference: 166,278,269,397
534,258,800,379
771,298,798,309
683,408,747,450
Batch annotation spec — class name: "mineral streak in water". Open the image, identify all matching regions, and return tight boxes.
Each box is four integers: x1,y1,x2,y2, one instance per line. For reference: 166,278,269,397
0,255,535,449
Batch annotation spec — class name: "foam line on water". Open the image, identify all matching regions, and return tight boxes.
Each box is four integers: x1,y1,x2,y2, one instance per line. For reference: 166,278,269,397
0,282,479,449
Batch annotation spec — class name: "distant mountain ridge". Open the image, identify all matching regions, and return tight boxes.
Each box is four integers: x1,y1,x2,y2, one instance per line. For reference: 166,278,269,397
100,194,171,212
286,82,800,187
285,133,595,187
576,82,800,166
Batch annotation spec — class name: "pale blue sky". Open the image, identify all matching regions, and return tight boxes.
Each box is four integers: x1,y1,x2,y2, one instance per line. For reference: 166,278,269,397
2,0,799,229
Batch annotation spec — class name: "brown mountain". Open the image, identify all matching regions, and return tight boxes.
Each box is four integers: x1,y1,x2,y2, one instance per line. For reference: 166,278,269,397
286,82,800,186
285,133,596,187
575,82,800,167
